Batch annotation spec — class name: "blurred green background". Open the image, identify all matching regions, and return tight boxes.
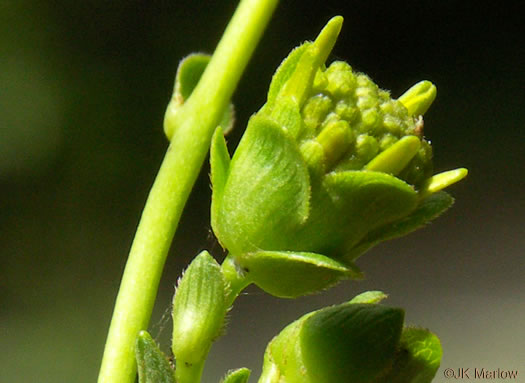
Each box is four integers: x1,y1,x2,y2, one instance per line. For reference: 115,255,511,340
1,1,523,382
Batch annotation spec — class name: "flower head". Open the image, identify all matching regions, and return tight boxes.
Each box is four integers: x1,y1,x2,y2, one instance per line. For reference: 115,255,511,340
210,17,467,297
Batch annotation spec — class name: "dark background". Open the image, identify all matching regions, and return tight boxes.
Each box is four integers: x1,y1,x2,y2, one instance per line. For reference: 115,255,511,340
1,1,523,381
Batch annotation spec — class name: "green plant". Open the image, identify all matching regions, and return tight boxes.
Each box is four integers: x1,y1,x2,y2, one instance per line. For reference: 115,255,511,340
98,2,466,382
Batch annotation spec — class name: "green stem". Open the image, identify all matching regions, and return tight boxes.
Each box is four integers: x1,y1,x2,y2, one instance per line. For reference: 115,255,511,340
175,357,207,383
221,254,252,308
97,1,278,382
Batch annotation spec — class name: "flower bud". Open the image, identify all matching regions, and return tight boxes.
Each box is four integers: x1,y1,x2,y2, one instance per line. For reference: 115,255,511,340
210,16,467,297
259,292,442,383
171,251,227,368
259,292,404,383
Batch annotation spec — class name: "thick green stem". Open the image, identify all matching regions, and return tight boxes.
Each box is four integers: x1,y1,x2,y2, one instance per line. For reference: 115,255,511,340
97,1,278,382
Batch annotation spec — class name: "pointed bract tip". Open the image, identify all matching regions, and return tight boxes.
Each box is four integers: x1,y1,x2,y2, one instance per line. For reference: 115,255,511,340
398,80,437,116
312,16,344,67
419,168,468,198
349,290,388,304
364,136,421,175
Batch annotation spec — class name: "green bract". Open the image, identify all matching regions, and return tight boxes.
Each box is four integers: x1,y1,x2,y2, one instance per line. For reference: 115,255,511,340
136,331,175,383
211,16,467,297
258,291,442,383
221,368,251,383
164,54,234,140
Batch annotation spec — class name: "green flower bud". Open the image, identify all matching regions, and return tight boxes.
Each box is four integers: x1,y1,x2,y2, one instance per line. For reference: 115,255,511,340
211,16,467,297
171,251,227,379
259,292,442,383
316,119,354,169
259,292,404,383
